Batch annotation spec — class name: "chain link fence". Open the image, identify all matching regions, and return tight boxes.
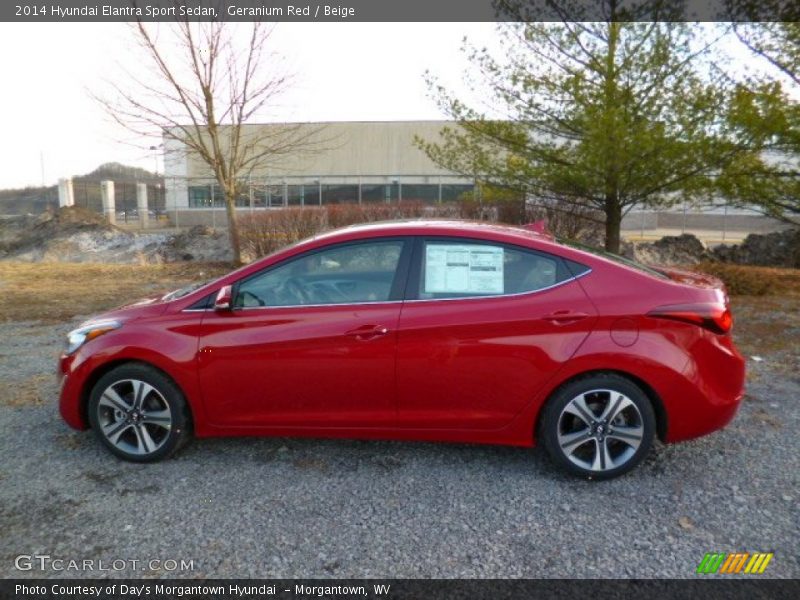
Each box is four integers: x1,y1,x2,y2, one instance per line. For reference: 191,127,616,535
4,175,790,243
69,179,168,228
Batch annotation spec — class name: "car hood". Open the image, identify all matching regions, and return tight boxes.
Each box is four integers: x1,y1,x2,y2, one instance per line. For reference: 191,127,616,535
81,295,170,326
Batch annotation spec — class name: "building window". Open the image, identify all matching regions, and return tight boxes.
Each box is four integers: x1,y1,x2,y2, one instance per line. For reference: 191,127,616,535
270,185,286,207
188,185,212,207
399,184,440,204
251,184,268,208
190,183,251,207
286,185,306,206
188,180,476,208
360,184,400,203
212,184,225,207
360,184,383,203
321,184,359,204
441,184,474,202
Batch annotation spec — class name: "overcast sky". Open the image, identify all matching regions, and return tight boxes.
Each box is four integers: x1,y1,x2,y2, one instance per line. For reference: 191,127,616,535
0,22,765,190
0,23,501,189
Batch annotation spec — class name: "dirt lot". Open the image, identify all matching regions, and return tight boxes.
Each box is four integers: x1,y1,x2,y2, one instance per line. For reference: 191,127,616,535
0,262,797,578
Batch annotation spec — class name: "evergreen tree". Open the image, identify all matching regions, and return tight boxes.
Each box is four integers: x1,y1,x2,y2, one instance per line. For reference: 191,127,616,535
418,1,739,252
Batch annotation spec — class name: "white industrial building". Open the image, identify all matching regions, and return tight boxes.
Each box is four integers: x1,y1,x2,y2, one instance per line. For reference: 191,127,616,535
51,119,788,237
163,121,475,212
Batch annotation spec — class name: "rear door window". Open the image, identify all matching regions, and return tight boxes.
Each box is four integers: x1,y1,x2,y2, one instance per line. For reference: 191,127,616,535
415,239,576,300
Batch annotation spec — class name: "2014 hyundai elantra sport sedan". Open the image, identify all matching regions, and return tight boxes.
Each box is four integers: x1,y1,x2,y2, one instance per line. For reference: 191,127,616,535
58,220,745,479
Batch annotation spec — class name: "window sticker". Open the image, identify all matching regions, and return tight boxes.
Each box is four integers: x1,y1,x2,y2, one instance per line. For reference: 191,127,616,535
424,244,504,294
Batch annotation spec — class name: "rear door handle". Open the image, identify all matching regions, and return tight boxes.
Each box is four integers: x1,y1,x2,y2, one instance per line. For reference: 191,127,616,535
344,325,389,341
543,310,589,325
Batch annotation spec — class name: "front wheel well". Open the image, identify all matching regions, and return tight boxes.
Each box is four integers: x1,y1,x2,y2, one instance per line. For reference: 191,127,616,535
535,369,667,442
80,359,193,429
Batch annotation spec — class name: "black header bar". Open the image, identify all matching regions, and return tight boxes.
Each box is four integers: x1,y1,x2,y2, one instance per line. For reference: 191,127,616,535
3,0,800,23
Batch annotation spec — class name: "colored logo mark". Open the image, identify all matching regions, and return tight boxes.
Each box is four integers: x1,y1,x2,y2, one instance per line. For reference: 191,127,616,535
696,552,773,574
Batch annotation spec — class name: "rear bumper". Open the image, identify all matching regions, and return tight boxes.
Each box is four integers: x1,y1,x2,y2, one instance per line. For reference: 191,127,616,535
663,332,746,443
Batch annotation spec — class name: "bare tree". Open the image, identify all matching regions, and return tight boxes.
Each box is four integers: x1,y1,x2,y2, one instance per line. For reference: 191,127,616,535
96,7,322,264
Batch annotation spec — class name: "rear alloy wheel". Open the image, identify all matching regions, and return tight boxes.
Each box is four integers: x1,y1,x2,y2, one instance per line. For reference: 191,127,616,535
88,364,191,462
541,374,655,479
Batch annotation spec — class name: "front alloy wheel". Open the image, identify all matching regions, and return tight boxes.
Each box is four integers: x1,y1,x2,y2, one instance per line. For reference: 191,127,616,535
542,374,655,479
97,379,172,455
88,364,191,462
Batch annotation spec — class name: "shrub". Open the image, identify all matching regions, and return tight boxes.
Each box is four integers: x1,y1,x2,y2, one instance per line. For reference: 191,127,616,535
238,207,326,259
524,201,602,241
325,201,428,228
692,262,785,296
239,202,433,260
325,203,371,229
237,197,601,260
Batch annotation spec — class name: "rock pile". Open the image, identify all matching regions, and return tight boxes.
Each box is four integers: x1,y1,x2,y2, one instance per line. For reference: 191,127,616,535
0,207,231,264
712,228,800,269
631,234,712,266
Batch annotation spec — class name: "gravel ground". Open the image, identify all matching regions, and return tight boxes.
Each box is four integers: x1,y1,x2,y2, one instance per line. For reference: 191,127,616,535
0,318,797,579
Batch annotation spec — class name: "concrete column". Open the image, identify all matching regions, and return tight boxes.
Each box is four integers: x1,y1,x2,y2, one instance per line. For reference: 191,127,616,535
136,183,149,228
58,178,74,208
101,180,116,225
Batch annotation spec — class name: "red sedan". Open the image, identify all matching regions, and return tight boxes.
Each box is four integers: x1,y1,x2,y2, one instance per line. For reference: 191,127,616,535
58,221,745,479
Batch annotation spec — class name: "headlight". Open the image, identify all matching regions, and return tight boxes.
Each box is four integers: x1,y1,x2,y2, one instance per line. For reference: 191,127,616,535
65,320,121,355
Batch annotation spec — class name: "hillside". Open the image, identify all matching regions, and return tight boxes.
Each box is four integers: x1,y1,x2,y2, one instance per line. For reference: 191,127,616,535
0,163,163,215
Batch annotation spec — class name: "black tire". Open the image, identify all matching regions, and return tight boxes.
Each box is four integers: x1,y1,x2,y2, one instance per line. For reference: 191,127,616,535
88,363,192,462
540,373,655,480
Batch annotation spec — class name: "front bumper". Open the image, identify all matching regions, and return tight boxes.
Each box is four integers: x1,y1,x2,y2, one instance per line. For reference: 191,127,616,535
58,353,89,430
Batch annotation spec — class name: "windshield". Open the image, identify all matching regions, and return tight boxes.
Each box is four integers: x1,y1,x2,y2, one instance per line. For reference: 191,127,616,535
560,239,668,279
161,281,209,301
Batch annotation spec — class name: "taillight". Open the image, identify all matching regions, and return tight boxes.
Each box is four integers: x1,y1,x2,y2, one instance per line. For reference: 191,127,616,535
648,303,733,334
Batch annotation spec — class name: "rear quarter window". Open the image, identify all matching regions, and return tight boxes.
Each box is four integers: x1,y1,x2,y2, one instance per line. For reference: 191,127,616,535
560,239,667,279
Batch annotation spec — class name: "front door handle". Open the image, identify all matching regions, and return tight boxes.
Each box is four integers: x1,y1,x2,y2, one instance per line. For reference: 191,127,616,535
344,325,389,341
543,310,589,325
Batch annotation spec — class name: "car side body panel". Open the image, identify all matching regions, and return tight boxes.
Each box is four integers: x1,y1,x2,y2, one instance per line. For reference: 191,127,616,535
58,311,208,432
395,279,597,430
195,302,403,428
57,220,746,450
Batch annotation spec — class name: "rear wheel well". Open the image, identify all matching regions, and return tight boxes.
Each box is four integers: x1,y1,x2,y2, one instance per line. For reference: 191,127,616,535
536,369,667,442
80,360,192,429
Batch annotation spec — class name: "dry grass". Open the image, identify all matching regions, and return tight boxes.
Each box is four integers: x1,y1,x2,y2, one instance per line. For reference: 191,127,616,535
693,261,800,296
751,407,783,430
0,261,230,323
688,263,800,361
730,294,800,358
0,373,53,407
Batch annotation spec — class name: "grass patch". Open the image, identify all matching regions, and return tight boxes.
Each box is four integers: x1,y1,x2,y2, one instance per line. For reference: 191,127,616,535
688,264,800,360
0,261,230,323
729,295,800,358
0,374,53,407
692,262,800,296
751,407,783,429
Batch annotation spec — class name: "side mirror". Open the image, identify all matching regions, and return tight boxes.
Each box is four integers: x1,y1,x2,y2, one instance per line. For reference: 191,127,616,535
214,285,233,311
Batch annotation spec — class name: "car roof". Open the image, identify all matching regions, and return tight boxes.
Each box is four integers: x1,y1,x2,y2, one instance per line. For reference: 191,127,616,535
171,218,663,310
309,219,556,247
